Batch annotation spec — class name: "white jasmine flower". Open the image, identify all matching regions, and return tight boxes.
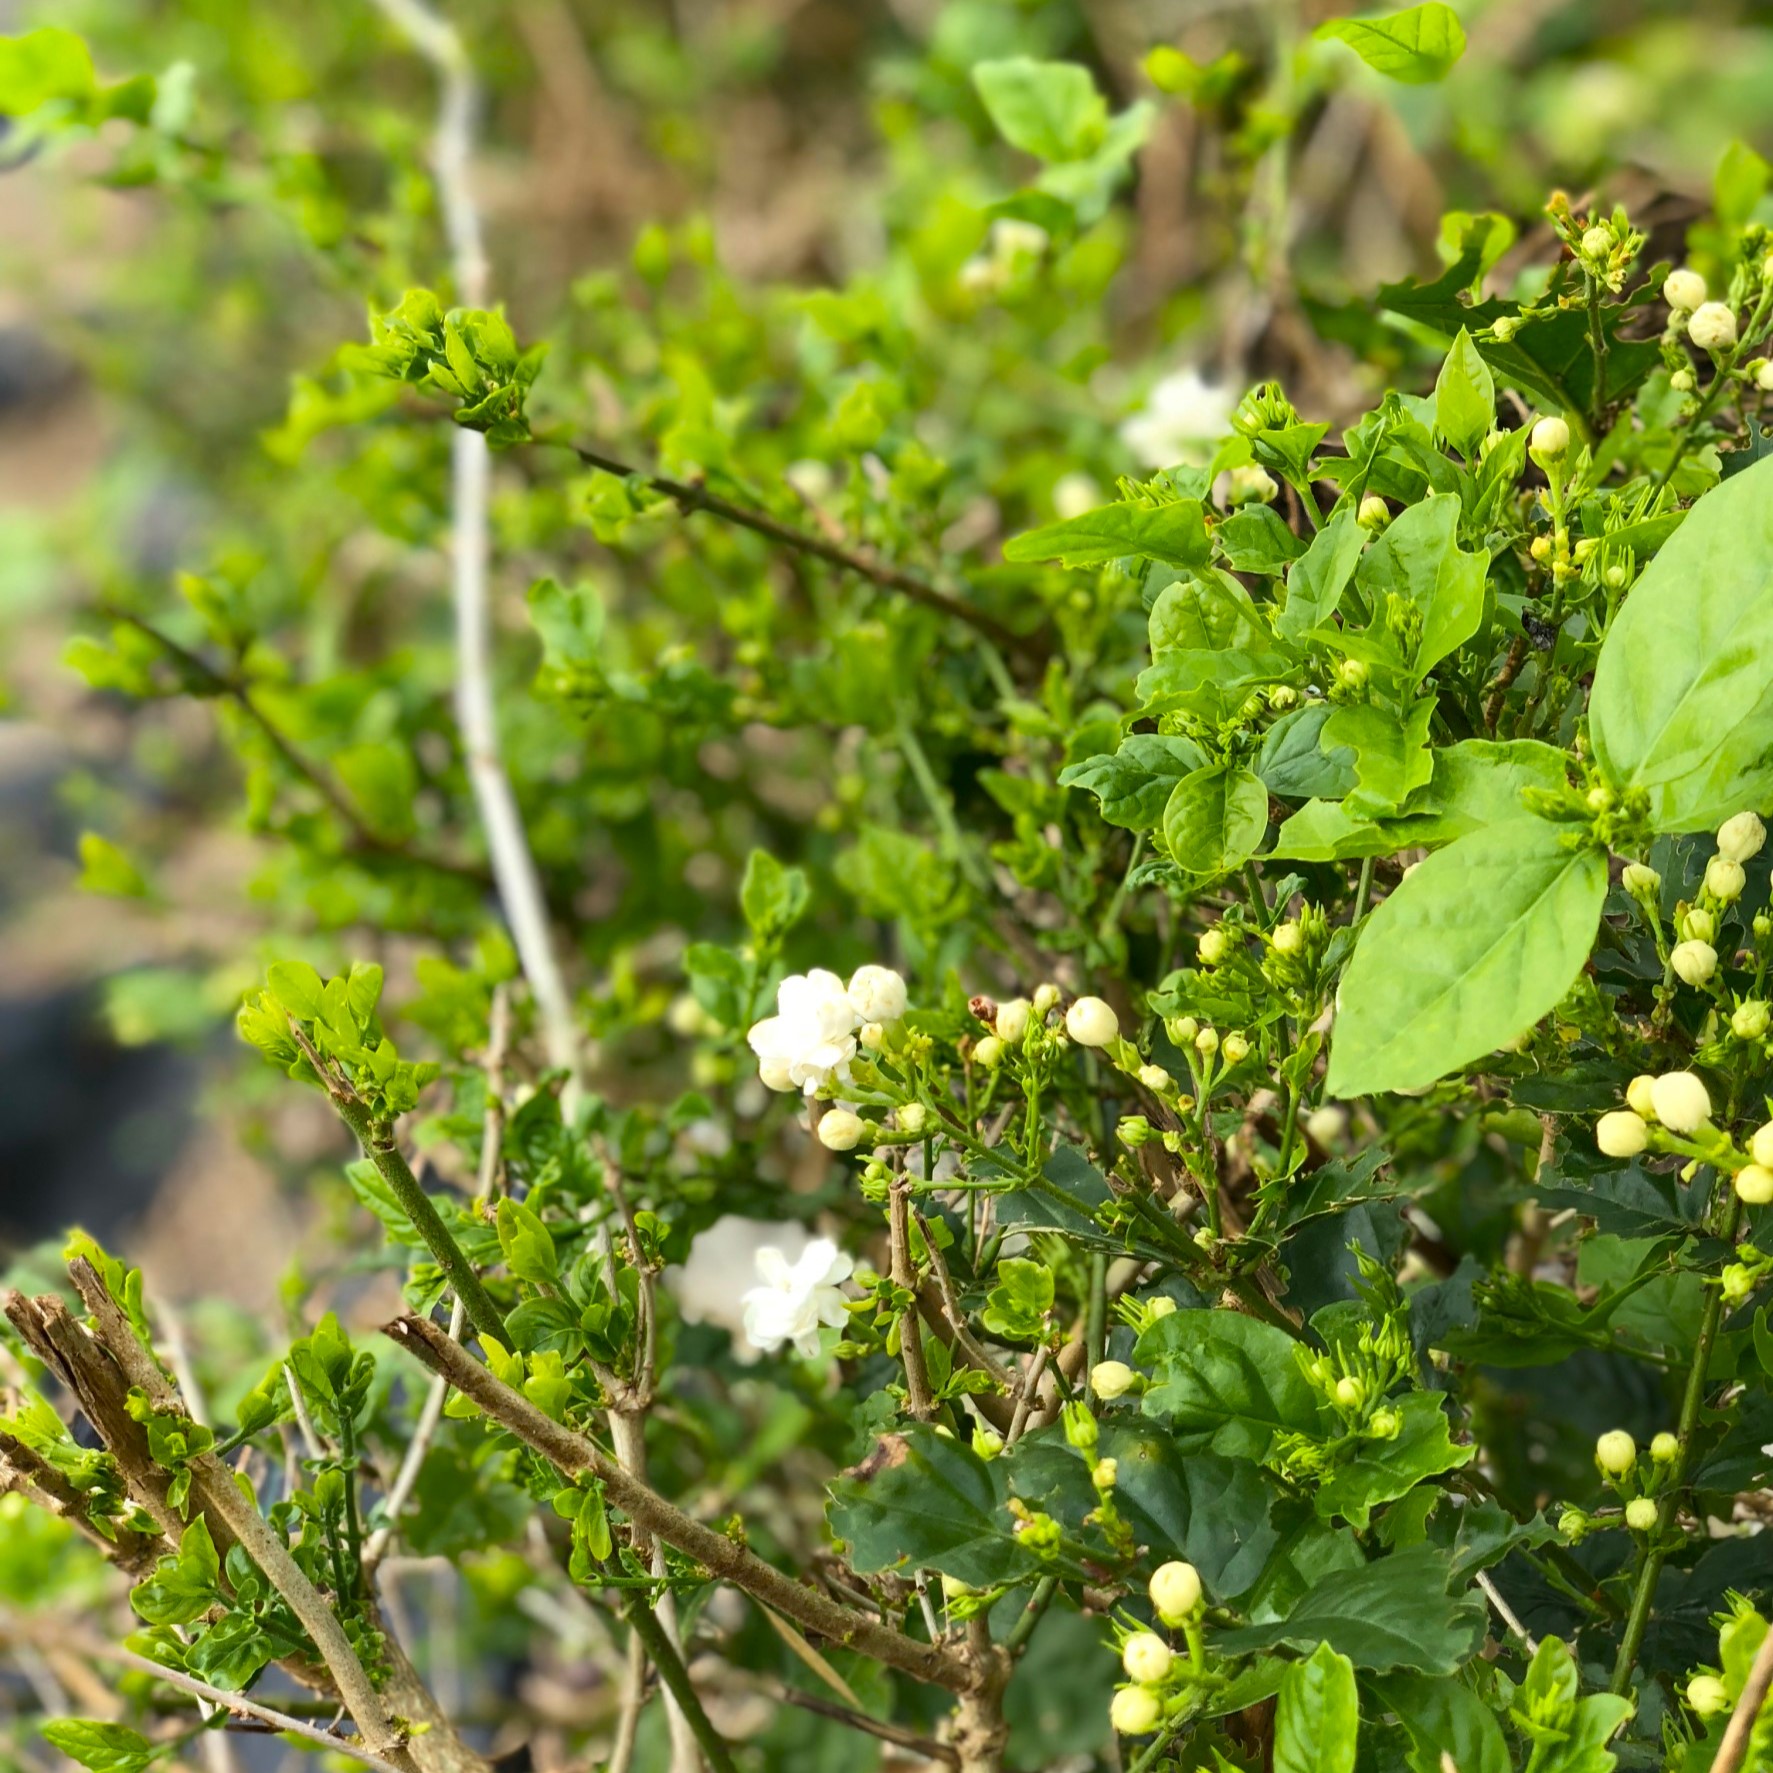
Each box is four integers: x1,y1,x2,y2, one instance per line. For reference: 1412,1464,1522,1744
847,964,908,1024
668,1217,815,1362
741,1238,855,1358
1120,368,1236,468
748,969,858,1095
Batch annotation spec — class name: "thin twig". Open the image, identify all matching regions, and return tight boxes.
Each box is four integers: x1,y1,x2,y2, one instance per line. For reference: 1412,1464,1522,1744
1712,1617,1773,1773
1474,1569,1537,1654
0,1616,408,1773
548,436,1039,667
777,1688,959,1764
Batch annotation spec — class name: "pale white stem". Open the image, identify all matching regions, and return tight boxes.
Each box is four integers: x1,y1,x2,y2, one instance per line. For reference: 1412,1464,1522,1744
369,0,580,1094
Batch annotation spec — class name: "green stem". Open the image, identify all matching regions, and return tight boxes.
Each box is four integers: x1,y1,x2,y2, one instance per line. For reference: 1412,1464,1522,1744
623,1587,740,1773
335,1095,510,1346
1609,1194,1742,1693
1086,1254,1108,1382
1003,1575,1058,1655
1353,855,1376,924
897,714,990,893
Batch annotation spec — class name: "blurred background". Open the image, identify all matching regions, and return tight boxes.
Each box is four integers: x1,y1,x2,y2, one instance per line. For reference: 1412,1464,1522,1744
2,0,1772,1295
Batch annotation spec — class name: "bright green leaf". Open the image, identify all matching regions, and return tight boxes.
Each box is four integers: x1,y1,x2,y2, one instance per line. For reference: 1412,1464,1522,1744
1319,4,1467,83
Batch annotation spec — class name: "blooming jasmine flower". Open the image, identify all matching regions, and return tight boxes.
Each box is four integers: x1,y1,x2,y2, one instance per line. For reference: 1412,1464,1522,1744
748,969,858,1095
741,1238,855,1358
1120,368,1236,468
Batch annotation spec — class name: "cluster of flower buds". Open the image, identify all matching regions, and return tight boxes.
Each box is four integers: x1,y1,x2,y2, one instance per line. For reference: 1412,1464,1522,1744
1558,1429,1680,1541
1721,1242,1773,1306
1108,1559,1208,1736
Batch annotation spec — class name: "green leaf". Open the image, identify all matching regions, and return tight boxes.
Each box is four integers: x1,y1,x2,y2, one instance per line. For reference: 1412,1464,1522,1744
1258,705,1357,801
1218,504,1306,573
1161,763,1268,875
76,832,149,898
1434,328,1495,459
740,848,810,940
1274,1643,1358,1773
1003,499,1209,569
1590,455,1773,830
972,58,1107,162
1326,819,1607,1097
131,1517,222,1626
1059,735,1209,831
1278,507,1364,643
0,28,96,112
1312,1392,1475,1527
497,1197,559,1286
40,1721,155,1773
1318,4,1467,83
1371,1673,1511,1773
1323,699,1435,818
1354,494,1486,681
334,741,417,842
1137,1309,1322,1458
1215,1546,1484,1672
980,1257,1054,1340
265,960,327,1022
827,1425,1043,1587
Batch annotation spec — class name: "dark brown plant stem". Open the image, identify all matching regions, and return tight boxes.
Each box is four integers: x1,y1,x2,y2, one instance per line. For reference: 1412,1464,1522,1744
777,1689,959,1764
383,1313,976,1692
539,436,1041,666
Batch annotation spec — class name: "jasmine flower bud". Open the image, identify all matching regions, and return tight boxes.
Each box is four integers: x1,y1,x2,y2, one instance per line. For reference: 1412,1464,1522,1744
1337,657,1369,690
1221,1031,1250,1064
1707,857,1747,902
1491,315,1521,341
995,997,1031,1042
1682,906,1717,944
759,1057,797,1093
1530,535,1552,562
1118,1114,1154,1148
1066,996,1119,1048
1091,1456,1117,1490
1166,1015,1199,1046
1529,415,1571,462
1147,1297,1177,1320
1671,940,1718,986
1368,1406,1400,1437
848,965,908,1024
1734,1164,1773,1205
1595,1429,1637,1476
1718,811,1766,862
1689,302,1738,351
1733,1000,1770,1041
1670,369,1695,393
898,1103,929,1136
1664,268,1707,311
1333,1376,1364,1408
1581,225,1611,259
1357,494,1389,529
1650,1432,1680,1463
1625,1497,1658,1532
1149,1560,1203,1624
1121,1633,1173,1685
972,1034,1005,1068
1649,1070,1710,1133
1723,1263,1755,1304
1752,1121,1773,1167
1194,1026,1219,1057
1596,1110,1648,1158
1621,862,1660,899
1272,921,1303,955
818,1109,866,1152
1224,464,1279,506
1305,1104,1347,1144
1687,1675,1730,1718
1759,361,1773,393
1110,1687,1163,1736
1197,927,1229,967
974,1426,1005,1459
1138,1062,1175,1094
1627,1074,1658,1119
1091,1359,1137,1400
1032,982,1062,1018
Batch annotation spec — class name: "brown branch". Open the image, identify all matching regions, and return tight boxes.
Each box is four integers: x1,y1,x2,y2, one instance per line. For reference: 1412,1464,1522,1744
98,606,494,893
777,1688,959,1764
890,1181,936,1422
547,438,1042,666
383,1313,976,1692
0,1427,163,1577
